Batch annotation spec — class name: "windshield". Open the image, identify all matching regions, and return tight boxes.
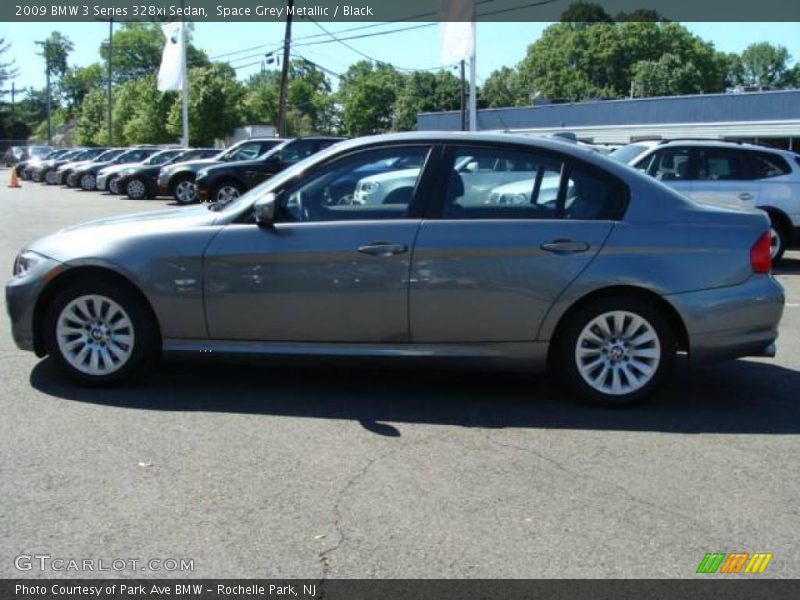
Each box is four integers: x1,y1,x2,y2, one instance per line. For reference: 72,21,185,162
146,150,183,165
94,149,125,162
29,146,51,157
609,144,650,164
174,149,217,162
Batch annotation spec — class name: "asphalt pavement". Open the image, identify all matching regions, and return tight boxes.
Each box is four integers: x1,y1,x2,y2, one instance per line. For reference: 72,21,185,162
1,171,799,579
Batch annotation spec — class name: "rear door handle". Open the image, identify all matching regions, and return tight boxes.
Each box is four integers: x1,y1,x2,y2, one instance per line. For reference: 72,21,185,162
540,239,590,254
357,242,408,257
739,192,754,201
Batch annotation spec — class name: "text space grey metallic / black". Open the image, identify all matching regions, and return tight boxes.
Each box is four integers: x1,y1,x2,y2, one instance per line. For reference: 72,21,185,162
6,133,785,406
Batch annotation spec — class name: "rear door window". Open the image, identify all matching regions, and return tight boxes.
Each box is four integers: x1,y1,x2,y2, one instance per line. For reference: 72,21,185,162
696,148,752,181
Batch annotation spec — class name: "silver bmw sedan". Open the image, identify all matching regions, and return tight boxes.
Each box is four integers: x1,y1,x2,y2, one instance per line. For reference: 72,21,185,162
6,133,785,406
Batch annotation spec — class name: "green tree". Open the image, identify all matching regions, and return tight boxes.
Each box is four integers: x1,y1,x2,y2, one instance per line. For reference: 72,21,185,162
516,21,724,101
39,31,74,81
393,70,462,131
481,66,526,107
338,61,403,136
101,23,209,84
167,63,244,146
61,63,104,113
740,42,791,88
560,2,613,23
116,75,174,144
73,87,108,145
633,53,704,97
0,37,18,99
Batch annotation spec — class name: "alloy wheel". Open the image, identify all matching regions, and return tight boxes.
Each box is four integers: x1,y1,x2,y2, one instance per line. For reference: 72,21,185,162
175,180,197,204
215,184,241,203
109,177,119,194
574,310,661,396
127,178,146,199
769,226,783,260
80,174,96,190
55,294,135,376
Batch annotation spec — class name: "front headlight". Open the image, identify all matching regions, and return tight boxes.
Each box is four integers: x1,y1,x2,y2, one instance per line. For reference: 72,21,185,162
13,251,46,278
359,180,380,195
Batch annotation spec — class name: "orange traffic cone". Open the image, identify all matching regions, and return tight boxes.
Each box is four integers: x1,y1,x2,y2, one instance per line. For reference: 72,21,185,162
8,168,21,188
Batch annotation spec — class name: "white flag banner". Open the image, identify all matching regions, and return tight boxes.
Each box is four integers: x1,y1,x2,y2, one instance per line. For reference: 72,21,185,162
157,22,185,91
439,0,475,65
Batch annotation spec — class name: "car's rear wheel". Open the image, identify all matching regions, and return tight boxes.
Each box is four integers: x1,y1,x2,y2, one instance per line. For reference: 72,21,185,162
45,170,58,185
768,221,787,262
126,177,148,200
108,176,120,194
213,181,242,203
32,170,42,182
173,176,198,205
80,173,97,191
44,279,158,386
555,297,675,406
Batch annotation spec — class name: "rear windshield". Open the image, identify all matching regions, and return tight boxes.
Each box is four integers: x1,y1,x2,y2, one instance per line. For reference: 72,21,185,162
609,144,649,164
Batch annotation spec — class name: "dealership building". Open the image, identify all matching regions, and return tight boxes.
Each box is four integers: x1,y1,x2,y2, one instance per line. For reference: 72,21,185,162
417,89,800,150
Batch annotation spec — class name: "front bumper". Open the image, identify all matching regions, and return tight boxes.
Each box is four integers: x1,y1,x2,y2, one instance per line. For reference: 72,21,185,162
157,172,172,195
96,172,112,190
6,257,64,355
668,274,785,362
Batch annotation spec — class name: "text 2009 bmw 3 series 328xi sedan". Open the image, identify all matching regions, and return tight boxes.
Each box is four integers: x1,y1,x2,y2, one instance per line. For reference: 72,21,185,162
6,133,785,406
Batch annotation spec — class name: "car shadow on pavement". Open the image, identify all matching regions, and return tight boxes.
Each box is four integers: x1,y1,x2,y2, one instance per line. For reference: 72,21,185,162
29,356,800,436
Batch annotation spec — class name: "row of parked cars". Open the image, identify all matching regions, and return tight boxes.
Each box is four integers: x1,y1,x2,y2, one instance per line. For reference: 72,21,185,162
14,136,346,205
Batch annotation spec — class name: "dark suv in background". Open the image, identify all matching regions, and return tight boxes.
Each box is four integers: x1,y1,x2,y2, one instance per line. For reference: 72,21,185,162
195,136,347,203
158,138,285,204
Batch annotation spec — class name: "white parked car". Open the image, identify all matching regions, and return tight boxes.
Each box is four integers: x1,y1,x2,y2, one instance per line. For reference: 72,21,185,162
611,140,800,259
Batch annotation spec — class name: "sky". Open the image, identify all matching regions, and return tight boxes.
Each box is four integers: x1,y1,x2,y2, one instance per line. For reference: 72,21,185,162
3,21,800,94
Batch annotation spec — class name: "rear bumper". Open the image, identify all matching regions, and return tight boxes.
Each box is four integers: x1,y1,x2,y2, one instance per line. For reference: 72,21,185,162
668,275,785,362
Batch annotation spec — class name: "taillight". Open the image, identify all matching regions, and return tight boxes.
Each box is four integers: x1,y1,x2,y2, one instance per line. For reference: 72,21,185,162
750,231,772,274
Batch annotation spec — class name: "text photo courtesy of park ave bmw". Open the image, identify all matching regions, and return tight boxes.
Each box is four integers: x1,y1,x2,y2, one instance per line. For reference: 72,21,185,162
1,0,800,597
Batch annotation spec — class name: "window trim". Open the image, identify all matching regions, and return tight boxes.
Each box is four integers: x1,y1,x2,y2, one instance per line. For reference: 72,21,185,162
258,143,438,225
428,141,630,222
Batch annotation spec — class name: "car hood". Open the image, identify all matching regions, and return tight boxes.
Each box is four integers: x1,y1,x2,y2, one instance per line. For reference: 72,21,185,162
166,158,222,172
201,158,264,174
27,206,219,263
58,160,91,171
99,162,140,176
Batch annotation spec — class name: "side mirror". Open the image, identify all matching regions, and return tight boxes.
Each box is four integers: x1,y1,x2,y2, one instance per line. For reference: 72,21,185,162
253,192,277,225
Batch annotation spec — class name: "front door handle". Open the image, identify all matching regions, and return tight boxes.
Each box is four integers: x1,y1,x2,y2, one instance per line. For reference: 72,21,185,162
357,242,408,257
739,192,754,201
540,239,590,254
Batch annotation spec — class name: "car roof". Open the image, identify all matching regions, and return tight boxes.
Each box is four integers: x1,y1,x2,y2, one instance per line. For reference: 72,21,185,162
629,139,793,155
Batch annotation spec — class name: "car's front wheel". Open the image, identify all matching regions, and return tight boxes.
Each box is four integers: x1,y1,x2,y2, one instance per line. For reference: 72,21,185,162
172,176,198,204
80,173,97,191
126,177,148,200
44,279,158,386
555,297,675,406
213,181,243,203
45,170,58,185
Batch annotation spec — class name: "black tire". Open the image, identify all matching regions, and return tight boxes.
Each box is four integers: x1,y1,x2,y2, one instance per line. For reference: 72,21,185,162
80,173,97,191
171,174,197,205
125,177,148,200
212,180,243,204
768,217,788,262
43,278,159,386
553,296,676,407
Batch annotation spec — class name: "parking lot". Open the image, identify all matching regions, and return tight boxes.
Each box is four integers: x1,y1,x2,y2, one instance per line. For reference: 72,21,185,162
1,172,799,578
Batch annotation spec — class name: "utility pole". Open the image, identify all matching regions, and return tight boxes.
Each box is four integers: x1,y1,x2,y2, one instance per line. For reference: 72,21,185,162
459,60,466,131
35,41,52,144
276,0,294,137
107,19,113,145
180,0,189,146
10,82,15,114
